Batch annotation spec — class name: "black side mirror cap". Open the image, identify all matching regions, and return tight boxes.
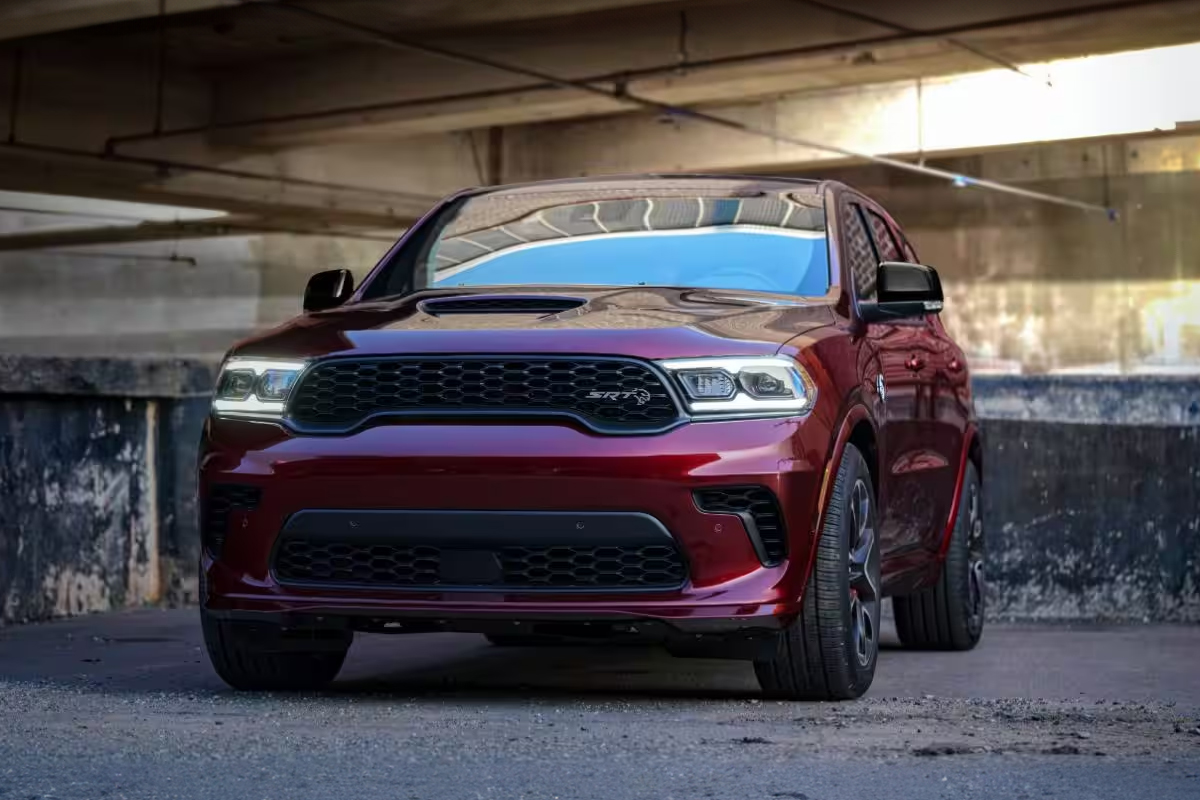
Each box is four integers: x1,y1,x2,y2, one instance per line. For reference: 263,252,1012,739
303,269,355,313
858,261,943,323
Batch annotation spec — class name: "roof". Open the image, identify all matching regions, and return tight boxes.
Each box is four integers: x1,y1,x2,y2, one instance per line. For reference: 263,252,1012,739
472,173,825,197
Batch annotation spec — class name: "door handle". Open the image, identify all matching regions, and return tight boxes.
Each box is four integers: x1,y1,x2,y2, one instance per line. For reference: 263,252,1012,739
905,355,925,372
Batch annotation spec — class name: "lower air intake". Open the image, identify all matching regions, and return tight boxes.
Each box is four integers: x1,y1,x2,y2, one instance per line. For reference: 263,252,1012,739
202,484,261,558
694,486,787,566
273,541,687,590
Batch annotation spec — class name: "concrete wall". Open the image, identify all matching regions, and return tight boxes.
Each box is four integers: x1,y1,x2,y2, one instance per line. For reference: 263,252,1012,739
800,141,1200,374
977,377,1200,621
3,135,1198,371
0,211,393,358
1,358,1197,625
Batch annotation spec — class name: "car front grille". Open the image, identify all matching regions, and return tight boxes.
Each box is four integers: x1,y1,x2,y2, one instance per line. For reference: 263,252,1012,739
286,356,680,432
694,486,787,565
273,541,687,590
202,484,262,557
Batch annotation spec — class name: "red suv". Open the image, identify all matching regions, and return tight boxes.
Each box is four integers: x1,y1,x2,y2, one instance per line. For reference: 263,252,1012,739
200,176,984,700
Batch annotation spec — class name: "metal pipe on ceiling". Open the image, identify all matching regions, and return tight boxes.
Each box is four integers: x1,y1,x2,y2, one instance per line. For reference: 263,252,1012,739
265,1,1118,217
7,47,22,144
38,250,200,266
103,0,1166,152
153,0,168,135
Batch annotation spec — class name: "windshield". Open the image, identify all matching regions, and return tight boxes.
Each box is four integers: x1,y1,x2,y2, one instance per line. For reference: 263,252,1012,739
365,177,831,299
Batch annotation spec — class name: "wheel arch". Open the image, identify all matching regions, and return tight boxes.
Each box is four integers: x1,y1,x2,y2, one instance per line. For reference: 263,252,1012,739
847,418,880,498
967,426,984,479
936,424,983,561
800,404,878,594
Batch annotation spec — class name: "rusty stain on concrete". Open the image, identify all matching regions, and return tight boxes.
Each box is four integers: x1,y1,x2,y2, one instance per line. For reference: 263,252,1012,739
126,401,161,606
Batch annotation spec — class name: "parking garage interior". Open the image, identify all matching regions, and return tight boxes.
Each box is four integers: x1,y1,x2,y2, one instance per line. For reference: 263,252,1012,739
0,1,1197,797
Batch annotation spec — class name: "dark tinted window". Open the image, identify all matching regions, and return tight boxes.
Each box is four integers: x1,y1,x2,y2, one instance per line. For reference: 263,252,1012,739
842,201,876,301
866,210,902,263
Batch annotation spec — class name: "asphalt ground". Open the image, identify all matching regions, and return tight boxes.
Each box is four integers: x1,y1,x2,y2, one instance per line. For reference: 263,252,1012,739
1,608,1198,799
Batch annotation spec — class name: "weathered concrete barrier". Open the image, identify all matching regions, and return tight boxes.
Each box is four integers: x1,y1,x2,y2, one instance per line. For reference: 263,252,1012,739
1,357,1197,625
0,356,210,622
977,377,1199,622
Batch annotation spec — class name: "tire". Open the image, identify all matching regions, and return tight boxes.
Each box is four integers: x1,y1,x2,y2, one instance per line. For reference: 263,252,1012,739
201,610,351,691
754,444,881,701
893,461,984,651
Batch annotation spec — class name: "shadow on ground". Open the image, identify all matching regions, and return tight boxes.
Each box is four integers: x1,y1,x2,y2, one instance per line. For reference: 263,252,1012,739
3,607,1200,706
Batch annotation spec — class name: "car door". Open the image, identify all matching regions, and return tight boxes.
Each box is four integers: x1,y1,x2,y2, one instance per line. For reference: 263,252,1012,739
858,201,945,556
874,213,959,554
840,196,929,560
926,309,970,534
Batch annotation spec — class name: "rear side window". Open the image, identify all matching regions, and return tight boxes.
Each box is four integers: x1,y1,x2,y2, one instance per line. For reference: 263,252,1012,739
866,210,902,263
842,201,876,301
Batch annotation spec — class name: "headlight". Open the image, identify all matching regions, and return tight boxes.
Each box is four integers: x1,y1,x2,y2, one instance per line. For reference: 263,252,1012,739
659,356,815,416
212,358,307,418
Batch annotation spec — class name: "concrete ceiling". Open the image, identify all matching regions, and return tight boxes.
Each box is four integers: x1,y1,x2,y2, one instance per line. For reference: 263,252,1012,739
35,0,1200,150
1,0,1199,246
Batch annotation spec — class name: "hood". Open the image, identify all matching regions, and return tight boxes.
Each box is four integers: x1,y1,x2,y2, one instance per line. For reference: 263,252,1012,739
230,286,837,361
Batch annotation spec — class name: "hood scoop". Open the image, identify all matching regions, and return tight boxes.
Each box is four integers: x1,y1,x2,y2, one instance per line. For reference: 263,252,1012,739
419,295,587,316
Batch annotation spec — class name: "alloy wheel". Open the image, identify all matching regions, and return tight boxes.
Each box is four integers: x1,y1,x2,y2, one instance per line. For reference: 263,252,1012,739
965,482,985,633
846,478,880,667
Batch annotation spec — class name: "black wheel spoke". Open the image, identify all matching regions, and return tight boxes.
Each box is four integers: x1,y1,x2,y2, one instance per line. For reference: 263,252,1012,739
846,477,879,668
964,483,985,626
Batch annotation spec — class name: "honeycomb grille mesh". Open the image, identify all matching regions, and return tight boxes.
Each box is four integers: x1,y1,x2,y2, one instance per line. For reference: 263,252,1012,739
202,484,262,557
499,545,685,588
694,486,787,565
273,541,687,590
287,357,679,430
275,541,441,586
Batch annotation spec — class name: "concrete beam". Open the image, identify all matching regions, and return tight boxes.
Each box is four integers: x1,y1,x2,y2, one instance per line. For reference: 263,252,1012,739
0,217,248,250
290,0,695,34
0,143,437,230
0,37,477,222
176,0,1200,147
0,207,407,249
502,42,1200,179
0,0,237,42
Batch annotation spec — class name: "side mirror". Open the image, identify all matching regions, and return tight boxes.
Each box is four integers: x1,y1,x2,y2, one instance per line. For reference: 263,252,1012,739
303,269,355,312
858,261,943,323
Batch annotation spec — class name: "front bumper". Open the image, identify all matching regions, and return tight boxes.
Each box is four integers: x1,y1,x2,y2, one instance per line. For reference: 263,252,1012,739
199,415,830,628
